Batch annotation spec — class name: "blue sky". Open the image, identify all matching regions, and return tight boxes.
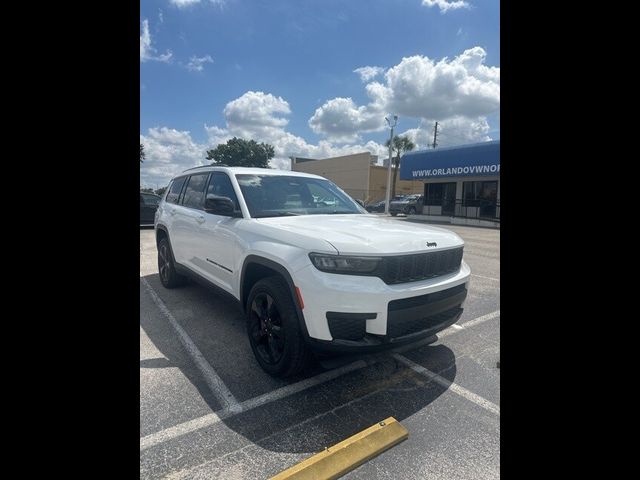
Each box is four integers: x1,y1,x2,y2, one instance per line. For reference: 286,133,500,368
140,0,500,187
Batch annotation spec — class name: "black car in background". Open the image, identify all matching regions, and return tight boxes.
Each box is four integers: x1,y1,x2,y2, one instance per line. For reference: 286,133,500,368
140,192,162,225
365,195,407,213
365,199,386,212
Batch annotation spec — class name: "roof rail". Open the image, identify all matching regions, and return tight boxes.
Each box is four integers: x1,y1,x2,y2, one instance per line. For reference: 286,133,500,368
182,164,228,172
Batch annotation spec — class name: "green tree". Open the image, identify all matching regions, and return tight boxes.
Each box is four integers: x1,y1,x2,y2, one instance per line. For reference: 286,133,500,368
385,135,416,199
155,186,167,196
140,143,145,163
206,137,274,168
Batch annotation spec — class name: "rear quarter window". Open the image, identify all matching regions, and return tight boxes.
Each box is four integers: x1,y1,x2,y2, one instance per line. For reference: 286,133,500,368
166,176,187,204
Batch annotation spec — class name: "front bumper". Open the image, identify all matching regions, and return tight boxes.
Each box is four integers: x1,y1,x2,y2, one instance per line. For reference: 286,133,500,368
293,260,470,351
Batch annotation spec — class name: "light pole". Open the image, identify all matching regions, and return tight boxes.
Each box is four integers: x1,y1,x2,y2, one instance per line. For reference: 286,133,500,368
384,115,398,215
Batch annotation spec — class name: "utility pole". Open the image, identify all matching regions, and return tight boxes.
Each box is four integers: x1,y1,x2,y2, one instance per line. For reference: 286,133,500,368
431,121,439,148
384,115,398,215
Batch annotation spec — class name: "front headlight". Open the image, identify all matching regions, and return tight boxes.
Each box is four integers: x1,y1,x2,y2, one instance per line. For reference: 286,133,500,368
309,253,381,274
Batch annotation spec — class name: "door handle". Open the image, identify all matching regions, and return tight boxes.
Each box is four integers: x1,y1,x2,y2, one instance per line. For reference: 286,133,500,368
196,215,205,224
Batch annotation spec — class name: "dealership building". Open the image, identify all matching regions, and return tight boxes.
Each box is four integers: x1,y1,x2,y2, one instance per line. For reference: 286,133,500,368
399,140,500,226
290,152,424,203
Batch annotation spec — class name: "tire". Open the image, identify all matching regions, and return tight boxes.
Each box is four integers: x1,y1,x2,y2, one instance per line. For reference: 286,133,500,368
390,212,398,216
246,276,311,377
157,236,187,288
408,206,416,215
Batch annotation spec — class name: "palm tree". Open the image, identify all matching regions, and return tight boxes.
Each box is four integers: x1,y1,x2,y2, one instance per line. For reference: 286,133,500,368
385,135,416,199
140,143,145,163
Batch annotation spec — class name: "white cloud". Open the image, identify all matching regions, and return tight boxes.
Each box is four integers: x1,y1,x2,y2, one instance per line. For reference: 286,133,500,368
353,66,385,82
140,127,207,188
379,47,499,118
310,47,499,141
171,0,203,6
308,97,385,143
422,0,470,13
170,0,225,7
400,117,490,150
209,92,390,169
140,20,151,59
141,90,389,185
221,91,291,139
140,19,172,63
186,55,214,72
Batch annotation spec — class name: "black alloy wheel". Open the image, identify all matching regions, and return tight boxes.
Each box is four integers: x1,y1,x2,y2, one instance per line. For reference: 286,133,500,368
249,293,285,366
246,276,311,377
157,237,187,288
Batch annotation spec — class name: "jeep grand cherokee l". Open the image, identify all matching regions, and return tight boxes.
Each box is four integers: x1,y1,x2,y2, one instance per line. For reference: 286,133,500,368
155,166,470,377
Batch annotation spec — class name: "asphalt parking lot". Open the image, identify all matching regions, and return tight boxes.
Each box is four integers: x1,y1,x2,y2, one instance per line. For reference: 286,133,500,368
140,220,500,479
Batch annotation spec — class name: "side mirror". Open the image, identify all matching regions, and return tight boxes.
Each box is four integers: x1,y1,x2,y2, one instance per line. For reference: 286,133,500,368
355,199,365,207
204,194,238,216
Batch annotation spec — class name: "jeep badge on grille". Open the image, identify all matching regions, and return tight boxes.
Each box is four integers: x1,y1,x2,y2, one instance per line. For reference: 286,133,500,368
426,242,437,247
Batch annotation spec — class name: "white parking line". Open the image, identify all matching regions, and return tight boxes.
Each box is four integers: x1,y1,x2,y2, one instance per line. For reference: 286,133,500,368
141,411,225,452
140,308,500,451
471,273,500,282
392,354,500,416
437,309,500,339
140,359,368,451
458,309,500,329
141,277,239,411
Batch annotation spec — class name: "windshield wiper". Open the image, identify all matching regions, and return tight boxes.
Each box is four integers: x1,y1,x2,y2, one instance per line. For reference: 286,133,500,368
254,212,302,218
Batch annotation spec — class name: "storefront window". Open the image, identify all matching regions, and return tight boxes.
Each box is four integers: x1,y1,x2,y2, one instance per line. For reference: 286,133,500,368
425,182,456,215
463,181,498,217
425,183,444,206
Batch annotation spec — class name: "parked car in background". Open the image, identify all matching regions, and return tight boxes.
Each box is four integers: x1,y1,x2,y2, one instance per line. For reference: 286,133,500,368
365,200,386,213
389,194,424,216
140,192,162,226
365,196,407,213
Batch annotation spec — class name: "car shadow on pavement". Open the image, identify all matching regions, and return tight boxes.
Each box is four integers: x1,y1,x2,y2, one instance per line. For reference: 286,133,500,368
140,272,458,455
139,358,173,369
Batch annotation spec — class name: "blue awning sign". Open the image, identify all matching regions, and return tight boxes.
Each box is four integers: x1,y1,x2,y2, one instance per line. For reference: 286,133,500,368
400,140,500,180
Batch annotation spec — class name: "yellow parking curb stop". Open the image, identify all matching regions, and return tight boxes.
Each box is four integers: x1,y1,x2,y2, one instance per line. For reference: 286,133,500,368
269,416,408,480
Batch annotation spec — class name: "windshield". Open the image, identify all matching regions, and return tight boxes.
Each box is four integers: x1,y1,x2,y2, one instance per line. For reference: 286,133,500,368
235,174,365,218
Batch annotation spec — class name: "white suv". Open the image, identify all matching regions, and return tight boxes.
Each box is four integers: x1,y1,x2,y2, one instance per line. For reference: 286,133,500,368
155,166,470,377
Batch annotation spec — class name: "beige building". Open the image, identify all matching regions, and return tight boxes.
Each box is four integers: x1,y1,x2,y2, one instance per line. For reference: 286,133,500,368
290,152,423,203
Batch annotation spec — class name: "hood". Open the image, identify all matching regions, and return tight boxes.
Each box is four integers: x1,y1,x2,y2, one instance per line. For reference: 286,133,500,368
255,214,464,255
